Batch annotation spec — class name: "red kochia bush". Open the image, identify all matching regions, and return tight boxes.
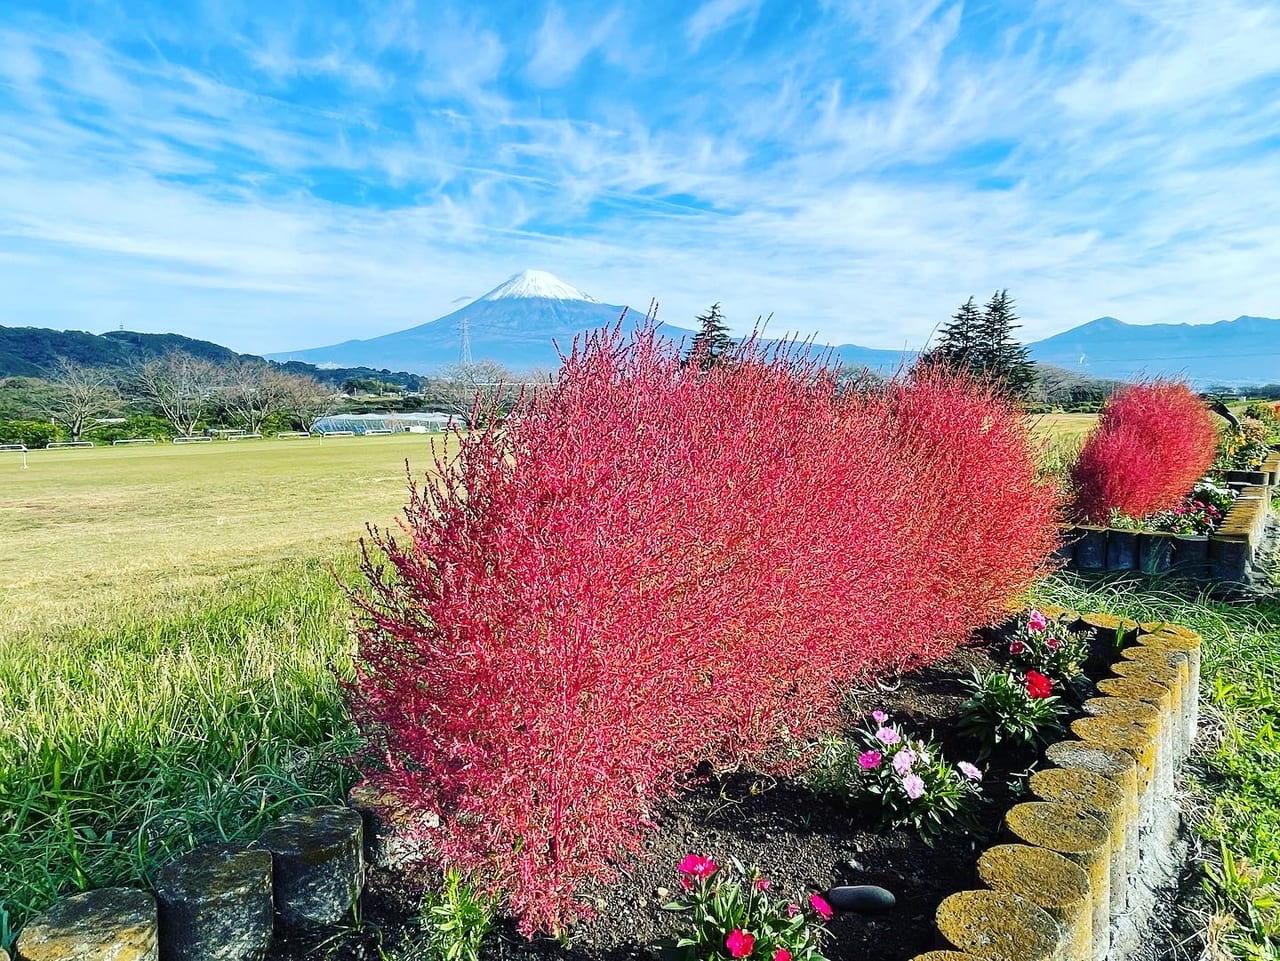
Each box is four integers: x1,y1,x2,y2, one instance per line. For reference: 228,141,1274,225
1070,381,1217,523
349,325,1058,935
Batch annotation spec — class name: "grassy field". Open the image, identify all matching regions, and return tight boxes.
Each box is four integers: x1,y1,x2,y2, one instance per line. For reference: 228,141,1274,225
0,435,452,946
0,434,453,633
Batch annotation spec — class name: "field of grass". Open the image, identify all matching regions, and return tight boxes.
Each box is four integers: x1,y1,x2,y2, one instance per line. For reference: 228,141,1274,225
0,435,452,946
0,434,453,632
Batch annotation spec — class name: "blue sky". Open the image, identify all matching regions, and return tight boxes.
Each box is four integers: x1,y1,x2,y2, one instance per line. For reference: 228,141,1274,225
1,0,1278,354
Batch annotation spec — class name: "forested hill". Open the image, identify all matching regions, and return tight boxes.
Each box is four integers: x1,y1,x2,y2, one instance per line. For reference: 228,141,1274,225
0,325,421,389
0,326,256,377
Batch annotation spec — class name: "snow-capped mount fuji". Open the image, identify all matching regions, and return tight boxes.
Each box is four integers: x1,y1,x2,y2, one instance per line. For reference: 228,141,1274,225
478,269,600,303
269,270,675,373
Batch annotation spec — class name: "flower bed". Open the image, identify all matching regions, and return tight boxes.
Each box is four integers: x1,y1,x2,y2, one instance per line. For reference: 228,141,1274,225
7,609,1200,961
329,609,1187,961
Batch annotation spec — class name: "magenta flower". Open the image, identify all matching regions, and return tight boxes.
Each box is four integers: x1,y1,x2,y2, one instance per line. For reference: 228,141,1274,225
958,761,983,781
871,709,888,724
903,773,925,799
892,749,916,775
726,929,755,958
754,877,771,891
858,750,882,770
677,854,717,879
1047,638,1061,650
786,903,801,918
875,726,901,746
809,893,833,920
1028,610,1048,632
774,950,793,961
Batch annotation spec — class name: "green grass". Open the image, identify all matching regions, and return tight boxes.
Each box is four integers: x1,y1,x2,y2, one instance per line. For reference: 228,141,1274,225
0,434,453,633
1034,573,1280,959
0,436,456,948
0,558,362,947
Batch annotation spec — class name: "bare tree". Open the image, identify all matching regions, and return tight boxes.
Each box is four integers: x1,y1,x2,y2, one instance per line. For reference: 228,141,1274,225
278,372,337,432
219,362,295,434
40,358,120,441
132,352,222,436
433,361,518,425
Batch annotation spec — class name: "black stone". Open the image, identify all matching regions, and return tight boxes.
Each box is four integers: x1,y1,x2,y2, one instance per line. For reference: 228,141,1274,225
824,884,896,914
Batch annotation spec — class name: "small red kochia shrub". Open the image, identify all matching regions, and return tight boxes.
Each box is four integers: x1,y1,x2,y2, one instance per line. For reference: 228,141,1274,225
1070,381,1218,523
349,324,1058,935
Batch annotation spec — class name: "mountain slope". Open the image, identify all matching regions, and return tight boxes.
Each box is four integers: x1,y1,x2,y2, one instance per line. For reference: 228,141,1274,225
1028,315,1280,385
268,270,681,373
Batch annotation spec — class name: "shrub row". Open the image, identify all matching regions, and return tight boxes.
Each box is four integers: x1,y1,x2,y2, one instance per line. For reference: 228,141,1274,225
349,325,1058,934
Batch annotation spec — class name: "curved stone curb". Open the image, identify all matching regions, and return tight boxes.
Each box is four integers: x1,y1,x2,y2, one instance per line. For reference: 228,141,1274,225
935,890,1063,961
977,844,1091,961
257,805,365,929
15,888,158,961
927,614,1200,961
155,843,273,961
1005,801,1111,957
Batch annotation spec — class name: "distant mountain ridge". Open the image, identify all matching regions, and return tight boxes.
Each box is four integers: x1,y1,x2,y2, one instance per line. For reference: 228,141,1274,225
272,270,1278,385
4,271,1277,386
0,326,258,378
1027,315,1280,386
0,326,422,389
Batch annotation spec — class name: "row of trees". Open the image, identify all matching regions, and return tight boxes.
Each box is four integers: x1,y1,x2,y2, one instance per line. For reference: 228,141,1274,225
39,354,335,441
682,293,1062,405
925,290,1037,399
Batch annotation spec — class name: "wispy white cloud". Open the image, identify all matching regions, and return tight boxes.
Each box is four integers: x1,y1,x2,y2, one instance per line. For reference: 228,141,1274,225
685,0,759,52
0,0,1277,356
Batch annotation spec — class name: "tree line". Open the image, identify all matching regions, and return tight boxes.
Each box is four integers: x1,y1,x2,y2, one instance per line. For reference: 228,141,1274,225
26,353,336,442
0,352,551,446
682,292,1118,409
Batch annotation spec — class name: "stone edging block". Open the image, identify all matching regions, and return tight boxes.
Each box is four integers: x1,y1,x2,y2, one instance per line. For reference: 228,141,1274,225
915,616,1201,961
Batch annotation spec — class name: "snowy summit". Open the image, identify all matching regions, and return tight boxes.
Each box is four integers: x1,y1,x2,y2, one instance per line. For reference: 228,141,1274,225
476,269,599,304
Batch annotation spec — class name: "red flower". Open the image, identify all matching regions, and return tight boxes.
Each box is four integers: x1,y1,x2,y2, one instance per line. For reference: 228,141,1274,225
1025,670,1053,699
809,892,834,920
1047,638,1061,651
754,877,771,891
726,929,755,958
1009,641,1026,656
774,950,793,961
677,854,717,879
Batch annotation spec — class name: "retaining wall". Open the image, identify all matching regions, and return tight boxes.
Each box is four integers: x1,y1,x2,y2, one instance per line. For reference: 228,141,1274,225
1059,476,1275,585
9,807,365,961
910,612,1201,961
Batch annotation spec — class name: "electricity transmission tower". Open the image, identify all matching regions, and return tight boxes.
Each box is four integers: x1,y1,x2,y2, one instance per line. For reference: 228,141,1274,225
459,315,473,366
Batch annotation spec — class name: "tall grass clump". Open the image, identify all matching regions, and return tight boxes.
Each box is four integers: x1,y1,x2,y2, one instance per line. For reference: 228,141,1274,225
1069,381,1218,523
0,558,360,947
350,324,1059,935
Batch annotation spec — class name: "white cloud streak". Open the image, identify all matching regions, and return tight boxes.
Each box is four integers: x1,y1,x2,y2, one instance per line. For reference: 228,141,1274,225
0,0,1277,355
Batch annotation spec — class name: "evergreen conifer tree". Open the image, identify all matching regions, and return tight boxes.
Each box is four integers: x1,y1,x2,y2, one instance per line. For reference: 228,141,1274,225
929,296,982,375
977,289,1037,400
686,303,733,370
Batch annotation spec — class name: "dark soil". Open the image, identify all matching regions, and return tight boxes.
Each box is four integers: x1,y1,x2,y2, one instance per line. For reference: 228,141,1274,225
270,626,1117,961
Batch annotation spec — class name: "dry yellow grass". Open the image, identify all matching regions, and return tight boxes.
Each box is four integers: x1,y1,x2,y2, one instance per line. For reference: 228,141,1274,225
1027,412,1098,443
0,434,453,633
